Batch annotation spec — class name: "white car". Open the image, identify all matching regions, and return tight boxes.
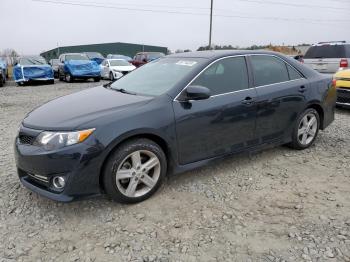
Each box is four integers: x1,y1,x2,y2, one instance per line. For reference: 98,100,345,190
100,59,136,80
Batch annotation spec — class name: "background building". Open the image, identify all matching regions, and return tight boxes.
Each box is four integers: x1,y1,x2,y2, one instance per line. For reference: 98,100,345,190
40,42,168,61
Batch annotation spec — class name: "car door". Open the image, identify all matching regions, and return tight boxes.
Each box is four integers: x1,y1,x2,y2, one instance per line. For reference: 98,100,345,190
249,55,308,144
173,56,258,165
58,55,65,77
100,60,108,78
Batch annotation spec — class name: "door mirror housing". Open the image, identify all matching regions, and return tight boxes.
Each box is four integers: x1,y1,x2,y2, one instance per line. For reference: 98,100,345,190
185,85,211,101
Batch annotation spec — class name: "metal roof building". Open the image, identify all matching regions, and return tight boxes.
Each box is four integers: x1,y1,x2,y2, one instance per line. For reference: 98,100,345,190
40,42,168,61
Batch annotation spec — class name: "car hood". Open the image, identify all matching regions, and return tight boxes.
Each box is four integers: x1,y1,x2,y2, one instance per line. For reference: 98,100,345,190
110,65,135,71
23,86,153,130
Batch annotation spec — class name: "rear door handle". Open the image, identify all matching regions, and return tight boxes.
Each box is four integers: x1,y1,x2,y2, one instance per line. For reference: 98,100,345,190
241,96,255,105
299,85,306,93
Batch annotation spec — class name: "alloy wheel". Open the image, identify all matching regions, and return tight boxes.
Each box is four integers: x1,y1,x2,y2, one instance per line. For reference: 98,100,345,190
297,113,318,146
115,150,161,198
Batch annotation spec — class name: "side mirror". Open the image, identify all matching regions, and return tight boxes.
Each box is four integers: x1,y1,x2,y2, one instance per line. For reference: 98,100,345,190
185,85,210,101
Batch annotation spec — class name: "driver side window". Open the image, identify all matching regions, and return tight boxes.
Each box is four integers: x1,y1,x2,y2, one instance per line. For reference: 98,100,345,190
191,56,249,96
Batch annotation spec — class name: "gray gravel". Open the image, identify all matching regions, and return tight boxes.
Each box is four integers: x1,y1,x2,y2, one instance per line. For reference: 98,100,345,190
0,81,350,262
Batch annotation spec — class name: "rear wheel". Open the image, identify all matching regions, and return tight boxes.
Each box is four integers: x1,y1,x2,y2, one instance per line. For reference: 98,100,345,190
103,139,167,204
0,77,3,87
289,108,320,150
58,70,64,81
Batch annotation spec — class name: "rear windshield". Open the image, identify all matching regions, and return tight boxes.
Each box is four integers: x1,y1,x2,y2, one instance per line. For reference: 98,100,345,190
65,54,89,61
85,52,104,59
304,45,350,59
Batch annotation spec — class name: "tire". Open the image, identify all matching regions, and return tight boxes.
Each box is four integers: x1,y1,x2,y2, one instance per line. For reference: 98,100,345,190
58,70,64,81
18,81,24,86
94,77,101,82
48,79,55,85
65,73,74,83
109,72,114,81
103,138,167,204
289,108,320,150
0,77,3,87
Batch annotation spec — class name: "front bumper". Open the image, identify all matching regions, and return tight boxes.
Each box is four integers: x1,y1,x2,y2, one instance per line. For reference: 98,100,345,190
14,126,105,202
336,88,350,108
15,77,54,83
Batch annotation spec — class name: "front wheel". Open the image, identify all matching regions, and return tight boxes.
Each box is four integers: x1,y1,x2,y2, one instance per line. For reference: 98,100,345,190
103,139,167,204
109,72,114,81
65,73,74,83
289,108,320,150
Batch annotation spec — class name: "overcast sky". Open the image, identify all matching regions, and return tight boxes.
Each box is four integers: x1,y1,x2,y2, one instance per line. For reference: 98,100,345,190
1,0,349,55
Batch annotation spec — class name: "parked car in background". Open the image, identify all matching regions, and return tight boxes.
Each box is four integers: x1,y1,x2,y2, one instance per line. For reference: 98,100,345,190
334,69,350,108
0,70,4,87
84,52,105,65
14,50,336,204
13,56,54,86
100,59,136,80
58,53,101,83
293,55,304,63
106,54,133,62
304,41,350,73
131,52,165,67
0,58,8,87
49,59,60,78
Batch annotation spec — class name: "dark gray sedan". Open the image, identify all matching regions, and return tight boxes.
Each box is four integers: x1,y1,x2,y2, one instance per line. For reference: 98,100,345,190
14,50,336,204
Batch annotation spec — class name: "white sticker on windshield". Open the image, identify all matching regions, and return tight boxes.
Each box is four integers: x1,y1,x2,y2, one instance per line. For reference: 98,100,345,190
176,60,197,66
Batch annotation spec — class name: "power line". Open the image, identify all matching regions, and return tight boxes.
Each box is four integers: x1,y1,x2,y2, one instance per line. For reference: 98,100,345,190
32,0,350,25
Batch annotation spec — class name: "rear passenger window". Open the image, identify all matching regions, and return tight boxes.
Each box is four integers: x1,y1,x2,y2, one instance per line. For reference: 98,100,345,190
251,56,289,86
287,64,303,80
192,57,249,96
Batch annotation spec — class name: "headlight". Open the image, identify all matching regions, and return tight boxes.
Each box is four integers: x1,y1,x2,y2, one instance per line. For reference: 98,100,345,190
34,128,95,150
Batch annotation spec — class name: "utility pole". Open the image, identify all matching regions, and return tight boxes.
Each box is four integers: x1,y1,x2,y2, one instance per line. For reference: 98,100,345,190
209,0,214,50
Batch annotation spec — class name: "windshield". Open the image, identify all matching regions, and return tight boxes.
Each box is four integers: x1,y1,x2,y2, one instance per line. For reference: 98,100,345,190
304,45,350,59
110,57,204,96
148,53,165,60
20,57,47,65
109,60,132,66
66,54,89,61
85,52,104,59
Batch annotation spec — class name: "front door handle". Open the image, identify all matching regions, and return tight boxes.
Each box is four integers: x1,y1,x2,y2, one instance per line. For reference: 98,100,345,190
299,86,306,93
241,96,255,105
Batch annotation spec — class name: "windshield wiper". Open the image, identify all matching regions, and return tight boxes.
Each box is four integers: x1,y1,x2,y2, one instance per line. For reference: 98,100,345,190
114,88,137,95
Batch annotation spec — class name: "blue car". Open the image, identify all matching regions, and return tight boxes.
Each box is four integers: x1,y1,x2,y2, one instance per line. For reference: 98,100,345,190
84,52,105,65
0,58,7,87
58,53,101,82
13,56,54,86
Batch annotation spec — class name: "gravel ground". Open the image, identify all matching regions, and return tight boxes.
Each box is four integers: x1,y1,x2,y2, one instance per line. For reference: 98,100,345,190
0,81,349,262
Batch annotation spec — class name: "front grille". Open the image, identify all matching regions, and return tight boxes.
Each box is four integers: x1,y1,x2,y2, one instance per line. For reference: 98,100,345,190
19,134,36,145
337,88,350,104
122,71,129,75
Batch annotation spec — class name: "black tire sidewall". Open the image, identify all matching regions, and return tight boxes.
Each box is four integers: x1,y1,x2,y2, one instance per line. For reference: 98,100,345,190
103,139,167,204
292,108,320,149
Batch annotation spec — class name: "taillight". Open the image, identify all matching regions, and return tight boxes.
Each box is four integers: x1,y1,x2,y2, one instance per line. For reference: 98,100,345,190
340,58,348,68
332,79,337,86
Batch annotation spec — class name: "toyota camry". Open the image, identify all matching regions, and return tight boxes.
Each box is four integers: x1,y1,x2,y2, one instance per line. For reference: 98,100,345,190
14,50,336,203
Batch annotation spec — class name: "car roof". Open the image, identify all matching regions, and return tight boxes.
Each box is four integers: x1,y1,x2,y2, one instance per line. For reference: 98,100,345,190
62,53,88,56
167,50,284,59
312,41,349,46
106,59,129,61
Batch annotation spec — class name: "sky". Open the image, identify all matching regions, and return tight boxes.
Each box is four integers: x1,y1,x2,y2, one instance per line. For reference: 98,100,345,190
1,0,349,55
